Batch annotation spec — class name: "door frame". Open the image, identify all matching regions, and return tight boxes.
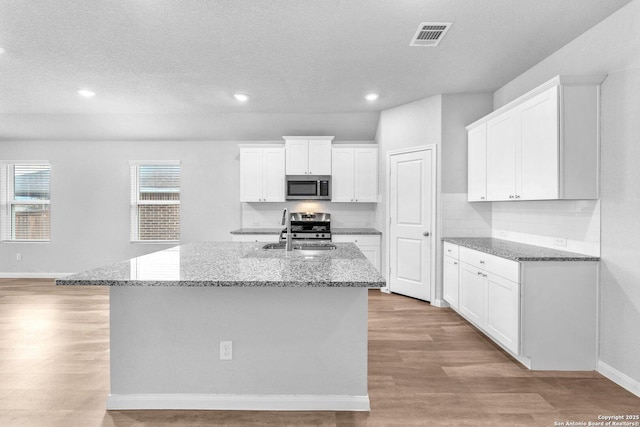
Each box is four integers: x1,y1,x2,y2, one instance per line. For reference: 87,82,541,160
384,145,437,302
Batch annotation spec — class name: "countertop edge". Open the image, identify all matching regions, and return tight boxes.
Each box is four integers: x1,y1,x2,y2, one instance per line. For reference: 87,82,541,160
56,280,385,288
442,237,600,262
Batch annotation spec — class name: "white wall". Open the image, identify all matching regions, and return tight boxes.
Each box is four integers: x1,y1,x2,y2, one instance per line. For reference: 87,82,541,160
491,0,640,393
374,93,493,301
0,140,243,275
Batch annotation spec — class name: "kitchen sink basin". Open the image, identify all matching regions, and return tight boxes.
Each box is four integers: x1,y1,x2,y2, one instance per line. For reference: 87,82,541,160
261,243,337,251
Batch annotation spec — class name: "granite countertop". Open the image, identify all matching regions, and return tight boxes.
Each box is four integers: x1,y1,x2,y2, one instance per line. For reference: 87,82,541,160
230,228,381,235
56,241,386,288
443,237,600,262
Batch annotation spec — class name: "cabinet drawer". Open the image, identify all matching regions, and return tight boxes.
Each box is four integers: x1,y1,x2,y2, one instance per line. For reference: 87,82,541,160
459,247,519,282
443,242,459,259
333,235,380,246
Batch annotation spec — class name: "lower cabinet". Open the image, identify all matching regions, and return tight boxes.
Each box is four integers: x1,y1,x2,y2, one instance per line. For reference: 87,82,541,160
443,241,598,370
459,262,487,327
333,234,381,272
442,255,459,310
485,273,519,354
231,234,279,243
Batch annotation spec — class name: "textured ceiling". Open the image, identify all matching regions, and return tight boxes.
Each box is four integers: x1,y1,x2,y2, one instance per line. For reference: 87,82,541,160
0,0,632,140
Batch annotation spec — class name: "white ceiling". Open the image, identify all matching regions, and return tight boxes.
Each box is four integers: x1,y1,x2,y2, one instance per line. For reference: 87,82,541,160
0,0,632,141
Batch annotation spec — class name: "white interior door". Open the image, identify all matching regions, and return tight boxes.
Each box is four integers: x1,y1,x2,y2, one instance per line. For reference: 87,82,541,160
388,148,434,301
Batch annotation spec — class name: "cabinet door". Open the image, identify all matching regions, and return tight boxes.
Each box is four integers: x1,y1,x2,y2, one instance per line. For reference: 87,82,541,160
285,139,310,175
486,111,517,201
486,273,520,353
459,262,486,327
518,86,559,200
331,148,355,202
443,256,460,310
262,147,285,202
359,246,380,272
467,124,487,202
239,148,263,202
308,140,332,175
354,147,378,202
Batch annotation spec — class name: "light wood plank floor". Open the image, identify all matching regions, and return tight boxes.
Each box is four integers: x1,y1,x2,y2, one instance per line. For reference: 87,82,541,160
0,279,638,426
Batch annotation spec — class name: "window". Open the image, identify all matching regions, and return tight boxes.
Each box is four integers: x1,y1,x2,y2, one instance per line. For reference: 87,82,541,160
0,163,51,242
130,161,180,242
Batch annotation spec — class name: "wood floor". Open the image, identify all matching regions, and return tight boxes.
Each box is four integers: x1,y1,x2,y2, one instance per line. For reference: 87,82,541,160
0,279,638,426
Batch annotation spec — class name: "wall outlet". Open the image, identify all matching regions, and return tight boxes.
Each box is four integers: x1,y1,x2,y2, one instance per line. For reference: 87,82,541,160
552,237,567,247
220,341,232,360
496,230,508,238
16,253,22,261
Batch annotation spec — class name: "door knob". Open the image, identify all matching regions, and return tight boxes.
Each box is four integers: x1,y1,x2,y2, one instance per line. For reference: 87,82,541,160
423,232,430,237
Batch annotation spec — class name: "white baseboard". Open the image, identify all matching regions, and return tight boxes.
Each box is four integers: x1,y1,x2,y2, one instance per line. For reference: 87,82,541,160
598,360,640,398
380,287,391,294
106,393,371,411
430,298,449,308
0,272,73,279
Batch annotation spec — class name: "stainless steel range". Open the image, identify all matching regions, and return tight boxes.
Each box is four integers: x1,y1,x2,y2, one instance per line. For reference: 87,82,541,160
280,212,331,241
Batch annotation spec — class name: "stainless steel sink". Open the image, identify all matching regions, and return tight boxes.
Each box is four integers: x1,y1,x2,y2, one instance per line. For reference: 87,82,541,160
261,243,337,251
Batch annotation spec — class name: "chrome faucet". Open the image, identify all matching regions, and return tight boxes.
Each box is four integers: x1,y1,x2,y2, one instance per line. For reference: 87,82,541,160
281,208,293,251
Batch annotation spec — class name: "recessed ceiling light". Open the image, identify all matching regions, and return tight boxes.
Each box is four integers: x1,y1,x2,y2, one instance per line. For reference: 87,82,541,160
365,93,379,101
0,48,5,55
77,89,96,98
234,93,249,102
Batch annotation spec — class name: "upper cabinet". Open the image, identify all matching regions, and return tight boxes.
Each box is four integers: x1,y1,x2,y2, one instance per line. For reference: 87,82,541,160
283,136,334,175
332,145,378,203
467,75,605,202
239,145,285,202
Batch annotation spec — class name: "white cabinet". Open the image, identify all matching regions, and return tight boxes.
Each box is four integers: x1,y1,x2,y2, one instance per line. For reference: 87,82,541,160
467,124,487,202
467,75,604,202
443,240,598,370
442,242,460,309
231,234,280,243
331,145,378,203
284,137,333,175
459,261,487,327
486,110,517,201
239,145,285,202
486,273,520,353
333,234,380,272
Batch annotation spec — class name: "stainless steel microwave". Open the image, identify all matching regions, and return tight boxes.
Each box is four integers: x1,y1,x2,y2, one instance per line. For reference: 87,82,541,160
285,175,331,200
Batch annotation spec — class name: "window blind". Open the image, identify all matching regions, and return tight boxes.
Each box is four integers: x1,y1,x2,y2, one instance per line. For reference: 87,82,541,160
0,163,51,241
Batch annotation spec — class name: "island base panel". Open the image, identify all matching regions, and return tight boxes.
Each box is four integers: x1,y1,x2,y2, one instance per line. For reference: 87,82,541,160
109,287,369,411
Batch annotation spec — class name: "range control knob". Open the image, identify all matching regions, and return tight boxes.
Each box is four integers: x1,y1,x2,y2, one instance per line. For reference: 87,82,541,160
316,233,320,237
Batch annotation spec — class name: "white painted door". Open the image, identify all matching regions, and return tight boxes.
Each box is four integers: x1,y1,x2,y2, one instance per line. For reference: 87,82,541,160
354,147,378,202
331,147,355,202
285,139,309,175
443,256,460,310
239,147,263,202
308,140,332,175
467,123,487,202
262,147,285,202
519,85,559,200
459,262,485,327
388,148,434,301
486,273,520,353
486,111,517,201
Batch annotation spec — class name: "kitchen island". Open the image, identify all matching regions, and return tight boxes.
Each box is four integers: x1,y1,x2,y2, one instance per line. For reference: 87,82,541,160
56,241,385,411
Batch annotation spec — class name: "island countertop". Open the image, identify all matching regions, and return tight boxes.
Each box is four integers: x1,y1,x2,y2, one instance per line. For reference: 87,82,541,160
56,241,386,288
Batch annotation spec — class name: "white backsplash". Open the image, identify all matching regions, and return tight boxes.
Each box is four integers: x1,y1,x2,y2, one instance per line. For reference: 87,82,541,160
441,193,492,237
241,202,377,229
492,199,600,256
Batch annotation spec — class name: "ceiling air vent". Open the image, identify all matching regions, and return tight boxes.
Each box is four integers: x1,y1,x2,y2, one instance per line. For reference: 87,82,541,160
410,22,453,47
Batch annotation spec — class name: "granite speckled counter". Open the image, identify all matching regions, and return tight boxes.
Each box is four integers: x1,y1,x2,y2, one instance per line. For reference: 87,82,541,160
442,237,599,262
56,241,385,288
229,227,382,235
